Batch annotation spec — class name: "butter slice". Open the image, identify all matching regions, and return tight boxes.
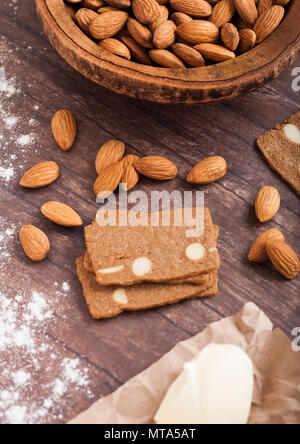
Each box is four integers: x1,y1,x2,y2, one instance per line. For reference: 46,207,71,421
154,344,254,425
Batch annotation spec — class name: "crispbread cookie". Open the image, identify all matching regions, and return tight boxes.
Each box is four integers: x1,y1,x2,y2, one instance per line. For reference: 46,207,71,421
85,208,220,286
257,112,300,196
76,257,218,319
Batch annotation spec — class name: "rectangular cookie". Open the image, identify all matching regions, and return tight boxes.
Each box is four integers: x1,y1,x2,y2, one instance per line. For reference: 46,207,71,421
257,111,300,196
76,257,218,320
85,208,220,286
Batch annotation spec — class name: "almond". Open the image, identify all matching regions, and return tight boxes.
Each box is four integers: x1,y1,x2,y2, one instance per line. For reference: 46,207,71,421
172,43,205,67
210,0,236,28
105,0,131,7
248,228,284,263
253,5,285,43
257,0,273,15
41,202,83,227
170,0,212,18
153,21,177,50
266,238,300,280
177,21,219,45
221,23,240,51
89,11,128,39
149,49,185,68
76,8,98,34
19,225,50,262
121,165,140,191
132,0,161,25
82,0,105,9
51,109,77,151
255,186,280,223
95,139,125,175
187,156,228,184
237,28,256,53
150,5,170,32
234,0,258,26
94,161,123,198
20,161,60,188
194,43,236,62
171,12,193,26
98,38,131,59
122,36,153,65
135,156,178,180
127,17,154,49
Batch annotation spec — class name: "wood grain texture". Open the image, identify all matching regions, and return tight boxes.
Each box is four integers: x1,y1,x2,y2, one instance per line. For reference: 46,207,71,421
0,0,299,424
35,0,300,103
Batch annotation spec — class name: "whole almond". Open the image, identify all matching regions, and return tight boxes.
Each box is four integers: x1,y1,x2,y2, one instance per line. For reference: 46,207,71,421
221,23,240,51
41,202,83,227
94,161,123,198
95,140,125,175
82,0,105,9
122,36,153,65
234,0,258,26
177,21,219,45
127,17,154,49
76,8,98,34
253,5,285,43
257,0,273,15
171,12,193,26
105,0,131,7
255,186,280,223
98,38,131,59
89,11,128,39
153,21,177,50
149,49,185,68
187,156,228,184
266,238,300,279
132,0,161,25
210,0,236,28
170,0,212,18
238,28,256,53
20,161,60,188
194,43,235,62
51,109,77,151
19,225,50,262
172,43,205,67
135,156,178,180
150,5,170,32
121,165,140,191
248,228,284,263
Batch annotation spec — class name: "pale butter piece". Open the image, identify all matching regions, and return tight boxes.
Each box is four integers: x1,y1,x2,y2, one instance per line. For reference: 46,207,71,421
283,124,300,144
154,344,254,425
112,289,128,305
185,243,205,261
98,265,124,274
132,257,152,277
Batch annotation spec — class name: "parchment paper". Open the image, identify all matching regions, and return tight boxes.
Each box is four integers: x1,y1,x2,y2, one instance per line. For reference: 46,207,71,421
70,302,300,424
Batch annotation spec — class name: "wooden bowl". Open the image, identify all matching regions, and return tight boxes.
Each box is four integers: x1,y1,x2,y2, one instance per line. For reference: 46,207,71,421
36,0,300,104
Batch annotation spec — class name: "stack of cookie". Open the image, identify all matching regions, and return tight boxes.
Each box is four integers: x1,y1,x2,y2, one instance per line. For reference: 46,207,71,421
76,208,220,319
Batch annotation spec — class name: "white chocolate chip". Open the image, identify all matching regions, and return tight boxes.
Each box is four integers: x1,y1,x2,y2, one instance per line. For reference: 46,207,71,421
112,288,128,305
132,257,152,277
98,265,124,274
283,124,300,144
185,243,205,261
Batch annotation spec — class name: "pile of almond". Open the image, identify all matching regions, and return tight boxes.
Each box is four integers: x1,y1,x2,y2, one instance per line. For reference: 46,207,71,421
64,0,289,69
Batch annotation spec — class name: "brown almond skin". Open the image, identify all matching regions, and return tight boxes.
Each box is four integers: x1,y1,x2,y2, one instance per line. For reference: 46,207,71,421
19,225,50,262
266,238,300,280
20,161,60,189
41,202,83,227
51,109,77,151
135,156,178,180
255,186,280,223
248,228,285,263
95,140,125,175
94,161,123,198
187,156,228,184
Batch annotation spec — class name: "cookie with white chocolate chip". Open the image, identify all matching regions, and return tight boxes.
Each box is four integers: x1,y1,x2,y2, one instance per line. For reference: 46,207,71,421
257,111,300,196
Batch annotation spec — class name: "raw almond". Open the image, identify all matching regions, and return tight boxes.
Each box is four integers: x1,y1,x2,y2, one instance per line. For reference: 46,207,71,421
253,5,285,43
94,161,123,198
122,36,153,65
149,49,185,68
237,28,256,53
172,43,205,67
248,228,284,263
257,0,273,15
194,43,235,62
187,156,228,184
121,165,140,191
82,0,105,9
41,201,83,227
19,225,50,262
266,238,300,279
98,38,131,59
20,161,60,188
135,156,178,180
89,11,128,39
255,186,280,223
105,0,131,7
234,0,258,26
153,21,177,50
51,109,77,151
171,12,193,26
170,0,212,18
132,0,161,25
177,20,219,44
221,23,240,51
76,8,98,34
95,139,125,175
210,0,236,28
150,6,170,32
127,18,154,49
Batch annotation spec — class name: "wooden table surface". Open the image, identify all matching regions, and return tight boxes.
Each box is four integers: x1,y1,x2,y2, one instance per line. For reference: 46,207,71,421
0,0,299,425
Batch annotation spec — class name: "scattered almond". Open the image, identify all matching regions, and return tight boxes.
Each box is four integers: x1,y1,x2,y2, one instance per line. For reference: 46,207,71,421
51,109,77,151
95,139,125,175
94,161,123,198
255,186,280,223
121,164,140,191
187,156,228,184
266,238,300,280
19,225,50,262
20,161,60,189
41,202,83,227
249,228,284,263
135,156,178,180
